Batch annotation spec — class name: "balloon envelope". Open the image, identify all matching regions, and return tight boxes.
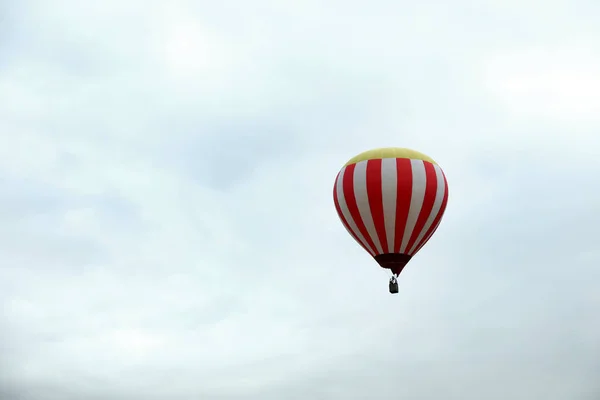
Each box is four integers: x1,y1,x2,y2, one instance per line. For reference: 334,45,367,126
333,147,449,276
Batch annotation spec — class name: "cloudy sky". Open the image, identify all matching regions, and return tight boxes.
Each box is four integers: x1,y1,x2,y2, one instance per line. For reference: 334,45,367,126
1,0,599,398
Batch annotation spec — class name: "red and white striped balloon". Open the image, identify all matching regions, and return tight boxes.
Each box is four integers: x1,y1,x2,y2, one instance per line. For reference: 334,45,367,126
333,148,449,276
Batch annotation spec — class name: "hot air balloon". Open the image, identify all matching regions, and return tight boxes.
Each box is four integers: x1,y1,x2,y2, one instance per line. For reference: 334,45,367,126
333,147,449,294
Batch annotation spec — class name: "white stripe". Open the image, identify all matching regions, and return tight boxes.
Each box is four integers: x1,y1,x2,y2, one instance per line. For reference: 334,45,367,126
411,172,448,255
336,167,376,256
380,158,398,253
407,164,446,255
399,160,427,253
353,161,383,254
412,218,442,255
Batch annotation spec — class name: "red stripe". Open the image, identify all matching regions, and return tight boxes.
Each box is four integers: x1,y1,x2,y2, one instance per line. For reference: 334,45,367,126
405,161,439,253
343,163,377,254
365,159,387,253
412,170,449,255
333,169,371,255
393,158,413,253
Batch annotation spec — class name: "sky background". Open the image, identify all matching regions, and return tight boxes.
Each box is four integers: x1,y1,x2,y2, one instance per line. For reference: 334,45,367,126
1,0,599,399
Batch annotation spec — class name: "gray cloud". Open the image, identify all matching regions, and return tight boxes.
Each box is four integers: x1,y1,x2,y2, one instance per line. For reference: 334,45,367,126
1,0,599,399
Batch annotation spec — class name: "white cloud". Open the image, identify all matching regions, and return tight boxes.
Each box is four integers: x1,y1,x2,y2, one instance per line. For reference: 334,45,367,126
481,41,600,124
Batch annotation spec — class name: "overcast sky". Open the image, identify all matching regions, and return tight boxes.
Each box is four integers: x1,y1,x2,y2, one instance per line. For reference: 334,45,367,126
1,0,599,399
